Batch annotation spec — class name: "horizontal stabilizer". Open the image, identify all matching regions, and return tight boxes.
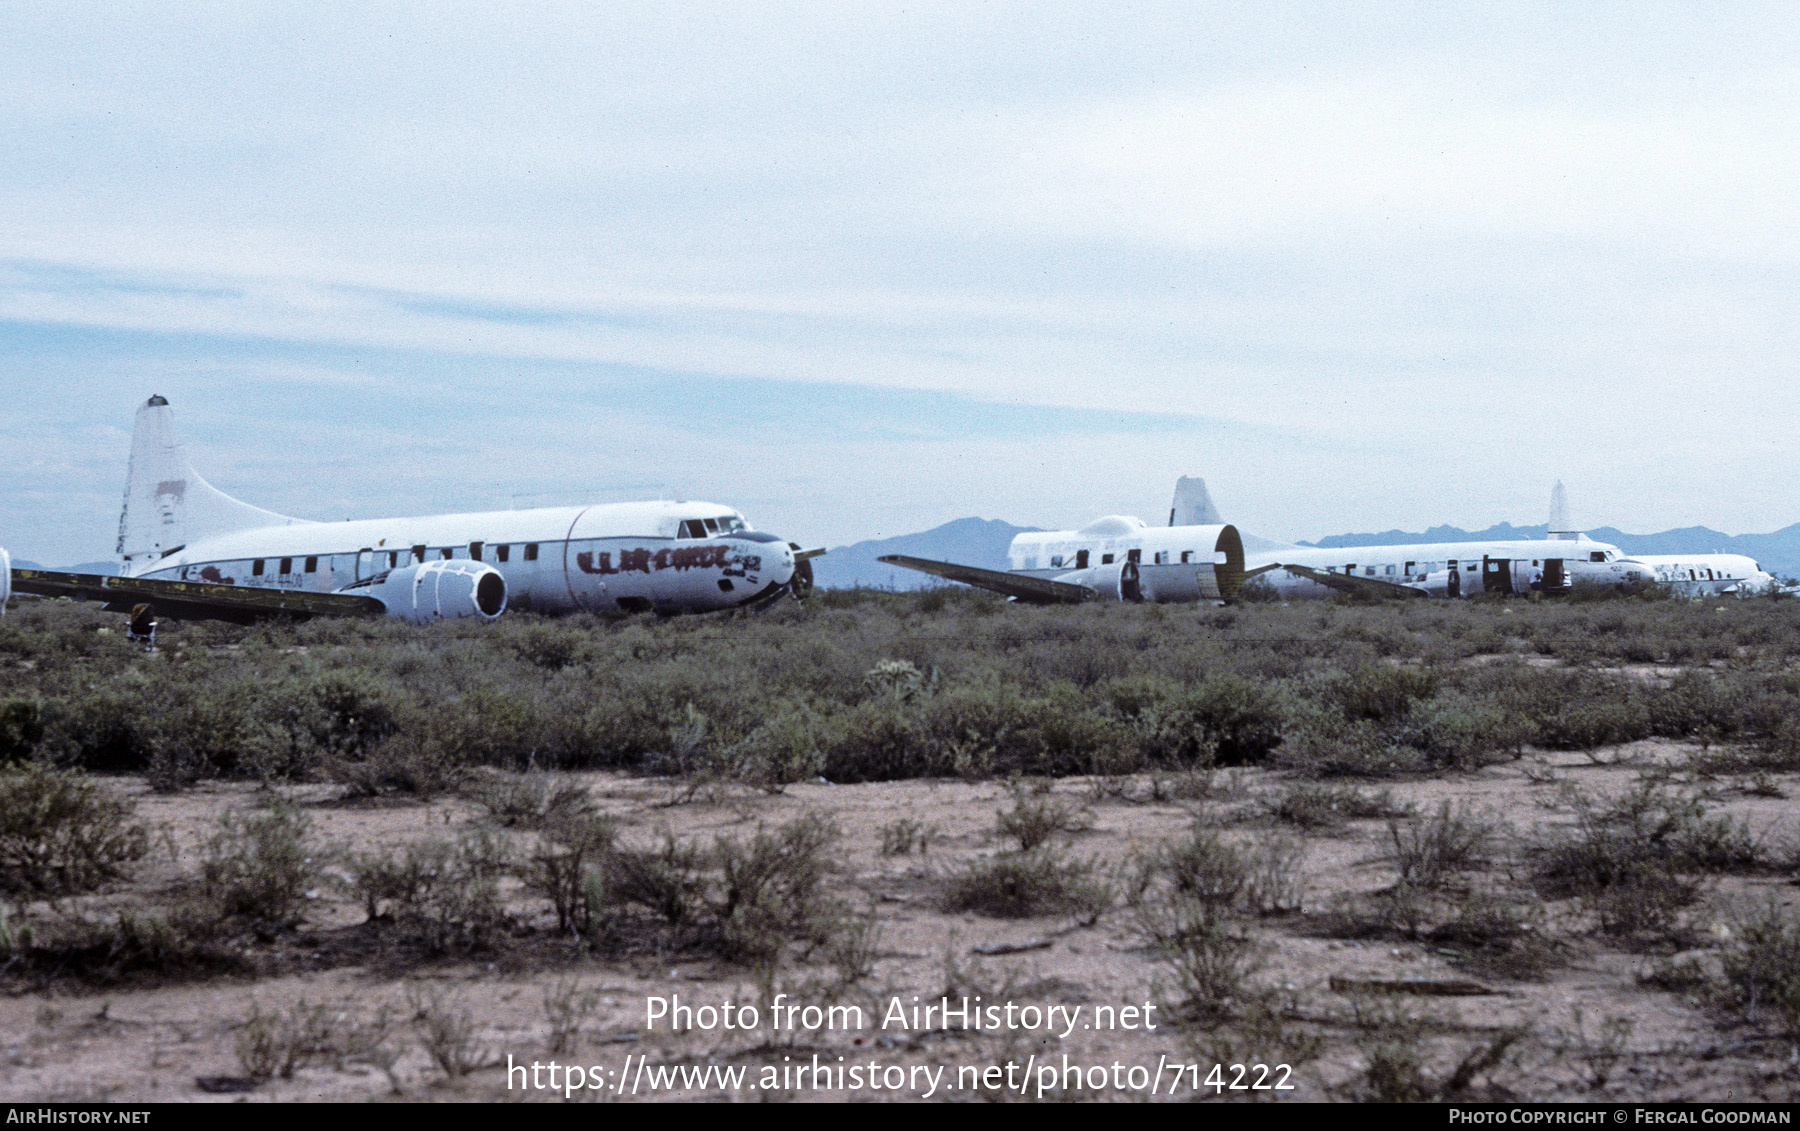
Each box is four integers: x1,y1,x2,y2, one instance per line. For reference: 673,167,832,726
1279,563,1429,599
877,554,1095,604
11,567,384,623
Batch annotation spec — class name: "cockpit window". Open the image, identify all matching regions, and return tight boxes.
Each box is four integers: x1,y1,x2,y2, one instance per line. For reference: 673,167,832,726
679,520,707,539
702,517,719,533
1590,552,1606,562
714,515,746,533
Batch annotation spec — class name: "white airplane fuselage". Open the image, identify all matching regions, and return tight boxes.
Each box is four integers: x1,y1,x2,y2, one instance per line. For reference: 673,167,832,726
130,500,798,616
1619,553,1781,598
1007,518,1650,600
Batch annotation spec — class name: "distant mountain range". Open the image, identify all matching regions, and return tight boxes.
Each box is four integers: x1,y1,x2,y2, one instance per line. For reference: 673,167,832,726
10,560,119,575
809,518,1038,590
811,518,1800,588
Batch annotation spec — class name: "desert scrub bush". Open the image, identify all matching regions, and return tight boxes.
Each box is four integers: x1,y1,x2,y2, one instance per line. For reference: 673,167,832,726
7,898,239,983
1345,993,1530,1103
942,847,1113,922
608,831,710,927
199,804,319,927
1388,800,1494,889
994,782,1091,850
1154,821,1305,916
1425,892,1566,981
1137,890,1262,1021
1104,673,1286,766
326,731,461,798
879,817,933,856
523,809,617,936
0,762,150,894
235,999,393,1081
407,982,490,1078
710,813,842,963
1709,902,1800,1037
461,770,594,829
1532,779,1757,939
1267,782,1412,830
0,698,52,762
543,975,602,1055
348,828,514,952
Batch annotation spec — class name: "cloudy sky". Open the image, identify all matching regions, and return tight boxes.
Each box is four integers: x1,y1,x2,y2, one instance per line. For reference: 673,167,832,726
7,3,1800,564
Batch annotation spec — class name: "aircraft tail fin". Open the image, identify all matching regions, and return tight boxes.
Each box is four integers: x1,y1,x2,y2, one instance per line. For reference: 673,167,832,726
117,396,308,569
1547,480,1578,540
1169,476,1223,527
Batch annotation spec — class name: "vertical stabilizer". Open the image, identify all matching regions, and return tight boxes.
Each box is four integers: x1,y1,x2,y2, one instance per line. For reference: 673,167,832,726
1547,480,1578,540
117,396,309,570
1169,476,1223,527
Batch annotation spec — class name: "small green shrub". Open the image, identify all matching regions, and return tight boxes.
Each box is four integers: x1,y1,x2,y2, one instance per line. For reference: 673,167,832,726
942,847,1112,922
1388,800,1492,889
0,762,150,895
199,804,318,926
994,784,1091,851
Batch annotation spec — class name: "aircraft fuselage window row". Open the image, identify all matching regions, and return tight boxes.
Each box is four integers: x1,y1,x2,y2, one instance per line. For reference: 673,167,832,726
206,543,552,586
1028,549,1204,570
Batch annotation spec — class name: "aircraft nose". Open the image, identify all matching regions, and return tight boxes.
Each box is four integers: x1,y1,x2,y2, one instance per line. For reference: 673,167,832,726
769,540,797,586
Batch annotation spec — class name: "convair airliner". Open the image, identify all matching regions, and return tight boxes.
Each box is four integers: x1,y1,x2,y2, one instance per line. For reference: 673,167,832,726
881,477,1650,604
6,397,821,623
1544,481,1789,598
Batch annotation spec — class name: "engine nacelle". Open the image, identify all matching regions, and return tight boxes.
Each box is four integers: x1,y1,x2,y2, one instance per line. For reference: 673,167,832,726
363,560,507,623
1053,561,1146,602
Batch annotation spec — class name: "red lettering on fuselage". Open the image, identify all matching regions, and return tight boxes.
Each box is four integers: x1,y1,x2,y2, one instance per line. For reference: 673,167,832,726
575,544,732,575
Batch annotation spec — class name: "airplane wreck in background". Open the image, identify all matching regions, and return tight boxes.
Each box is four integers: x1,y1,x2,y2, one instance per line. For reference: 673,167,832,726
881,477,1656,604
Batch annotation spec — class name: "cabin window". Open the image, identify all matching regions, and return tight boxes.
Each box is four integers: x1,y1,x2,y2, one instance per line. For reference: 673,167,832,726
525,543,539,561
441,548,453,560
496,544,510,563
1023,557,1037,570
252,559,265,577
1366,566,1377,577
1127,548,1141,564
1076,550,1089,569
1405,561,1415,575
388,551,399,568
1101,553,1114,565
470,541,483,561
1181,551,1194,563
1385,565,1396,576
304,556,317,573
412,545,426,563
1689,569,1697,580
279,558,292,574
1154,551,1168,565
1345,564,1356,575
1050,555,1064,568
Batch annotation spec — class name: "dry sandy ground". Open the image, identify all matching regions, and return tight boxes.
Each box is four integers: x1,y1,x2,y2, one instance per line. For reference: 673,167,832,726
3,746,1798,1104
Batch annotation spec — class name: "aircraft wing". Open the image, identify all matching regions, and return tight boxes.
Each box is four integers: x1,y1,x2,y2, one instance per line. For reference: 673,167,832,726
793,546,828,561
1279,563,1429,599
877,555,1095,604
9,567,385,623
